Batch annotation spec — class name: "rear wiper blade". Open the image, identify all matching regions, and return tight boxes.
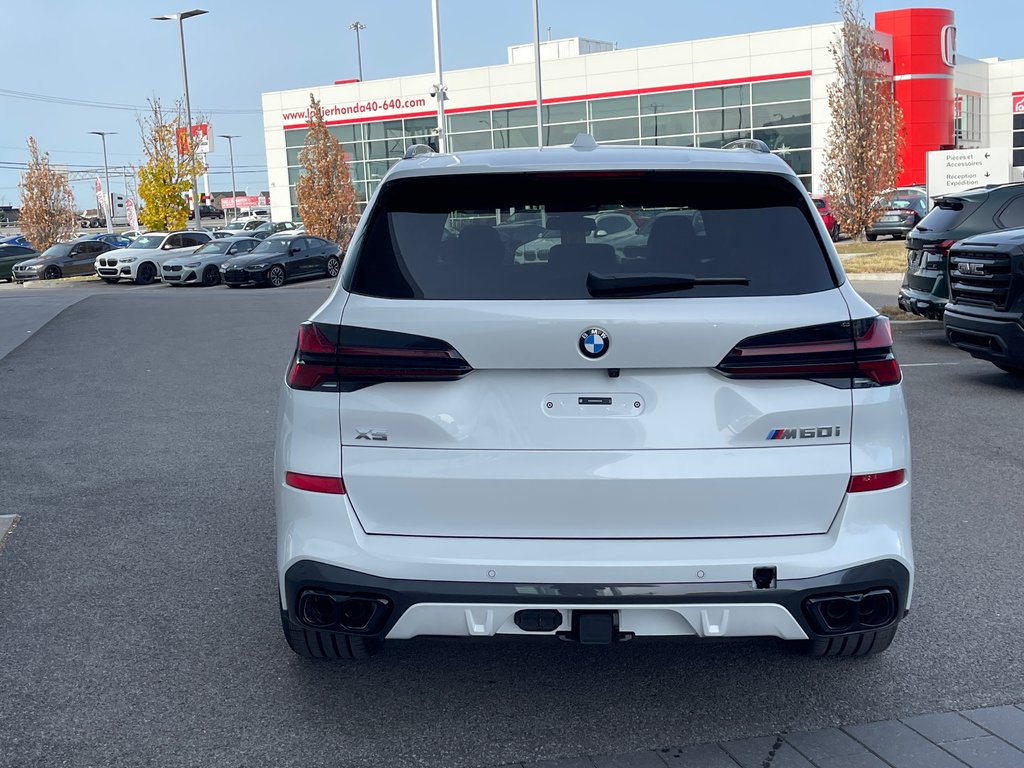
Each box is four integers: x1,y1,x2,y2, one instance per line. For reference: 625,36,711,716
586,272,749,297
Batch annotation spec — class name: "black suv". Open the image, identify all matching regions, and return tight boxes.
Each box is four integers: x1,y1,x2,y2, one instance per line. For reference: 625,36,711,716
897,183,1024,319
944,227,1024,375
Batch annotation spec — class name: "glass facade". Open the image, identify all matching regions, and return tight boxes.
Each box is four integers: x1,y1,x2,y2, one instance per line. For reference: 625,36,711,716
955,92,983,146
283,76,813,216
1013,112,1024,168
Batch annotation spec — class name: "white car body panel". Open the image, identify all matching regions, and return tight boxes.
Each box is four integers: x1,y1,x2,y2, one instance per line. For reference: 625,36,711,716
274,143,913,648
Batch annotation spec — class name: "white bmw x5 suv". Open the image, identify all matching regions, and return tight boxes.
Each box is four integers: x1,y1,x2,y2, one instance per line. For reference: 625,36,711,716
275,137,912,660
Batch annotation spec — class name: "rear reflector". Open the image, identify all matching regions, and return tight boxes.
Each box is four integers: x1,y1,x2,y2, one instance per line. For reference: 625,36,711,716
285,472,347,494
286,322,473,392
847,469,905,493
717,316,901,388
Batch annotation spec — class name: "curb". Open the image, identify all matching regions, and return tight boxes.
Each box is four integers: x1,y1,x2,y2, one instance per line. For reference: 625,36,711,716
16,277,101,288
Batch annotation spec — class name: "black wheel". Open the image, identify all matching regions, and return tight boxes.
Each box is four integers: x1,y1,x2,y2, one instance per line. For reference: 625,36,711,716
280,609,382,660
829,224,839,242
101,278,119,284
994,363,1024,376
43,265,62,280
134,262,156,285
806,625,898,657
268,265,286,287
326,256,341,278
201,265,220,286
866,234,878,242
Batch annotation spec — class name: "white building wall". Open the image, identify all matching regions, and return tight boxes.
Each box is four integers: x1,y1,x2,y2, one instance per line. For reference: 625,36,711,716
264,18,1024,222
984,58,1024,182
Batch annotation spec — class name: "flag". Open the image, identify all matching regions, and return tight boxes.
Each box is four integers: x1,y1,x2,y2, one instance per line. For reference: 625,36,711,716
124,198,139,231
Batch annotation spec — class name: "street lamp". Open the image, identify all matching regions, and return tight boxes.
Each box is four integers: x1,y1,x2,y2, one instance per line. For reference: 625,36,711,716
349,21,366,80
88,131,117,234
153,8,208,231
218,134,239,220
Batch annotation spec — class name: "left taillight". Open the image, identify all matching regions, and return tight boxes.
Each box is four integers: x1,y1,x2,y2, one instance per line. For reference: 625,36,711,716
286,322,473,392
285,472,346,494
716,316,901,388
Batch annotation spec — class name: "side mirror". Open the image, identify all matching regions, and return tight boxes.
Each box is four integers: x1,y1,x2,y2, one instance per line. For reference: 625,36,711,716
290,247,301,254
595,230,608,238
162,243,174,250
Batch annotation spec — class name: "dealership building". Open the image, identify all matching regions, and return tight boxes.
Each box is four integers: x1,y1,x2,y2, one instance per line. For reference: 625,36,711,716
261,7,1024,221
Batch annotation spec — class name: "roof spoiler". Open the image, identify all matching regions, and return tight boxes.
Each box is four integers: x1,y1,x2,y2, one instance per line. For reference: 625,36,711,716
722,138,771,153
402,144,437,160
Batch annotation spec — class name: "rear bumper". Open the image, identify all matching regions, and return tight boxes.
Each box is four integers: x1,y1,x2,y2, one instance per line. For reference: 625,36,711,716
869,223,913,238
898,285,946,318
944,305,1024,365
276,475,914,641
283,558,910,642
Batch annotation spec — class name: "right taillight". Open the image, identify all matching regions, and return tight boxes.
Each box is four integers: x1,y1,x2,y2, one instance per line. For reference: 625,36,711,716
716,316,901,388
286,322,473,392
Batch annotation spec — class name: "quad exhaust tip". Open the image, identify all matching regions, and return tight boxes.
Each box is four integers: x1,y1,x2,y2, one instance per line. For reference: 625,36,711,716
805,589,897,634
298,589,391,633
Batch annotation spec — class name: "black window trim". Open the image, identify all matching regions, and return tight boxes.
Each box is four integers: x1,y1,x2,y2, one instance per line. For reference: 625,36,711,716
994,193,1024,229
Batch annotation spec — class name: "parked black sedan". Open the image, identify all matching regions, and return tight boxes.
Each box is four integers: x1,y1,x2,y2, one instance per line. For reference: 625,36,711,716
12,238,114,282
219,233,340,287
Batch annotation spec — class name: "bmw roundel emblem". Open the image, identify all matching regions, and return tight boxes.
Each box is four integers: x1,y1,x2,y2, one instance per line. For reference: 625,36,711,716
579,327,610,359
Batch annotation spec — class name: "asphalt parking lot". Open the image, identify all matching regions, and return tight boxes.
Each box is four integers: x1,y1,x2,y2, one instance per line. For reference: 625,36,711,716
0,278,1022,768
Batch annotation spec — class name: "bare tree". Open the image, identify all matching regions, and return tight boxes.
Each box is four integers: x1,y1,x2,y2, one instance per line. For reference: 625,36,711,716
18,137,77,251
822,0,904,241
296,95,359,248
137,99,206,232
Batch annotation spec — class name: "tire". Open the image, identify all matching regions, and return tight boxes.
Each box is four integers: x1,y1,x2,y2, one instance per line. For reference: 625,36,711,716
134,262,157,285
201,265,220,286
829,224,839,242
806,625,898,657
280,609,382,660
326,256,341,278
101,278,119,284
994,363,1024,376
268,265,286,287
43,266,62,280
865,234,877,242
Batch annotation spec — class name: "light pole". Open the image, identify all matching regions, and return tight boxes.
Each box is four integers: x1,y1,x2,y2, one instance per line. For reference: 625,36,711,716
349,21,366,80
153,8,207,231
88,131,117,233
430,0,447,152
218,134,239,221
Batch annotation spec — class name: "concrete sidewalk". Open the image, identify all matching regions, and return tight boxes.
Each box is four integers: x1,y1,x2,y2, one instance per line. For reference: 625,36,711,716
0,290,91,361
496,704,1024,768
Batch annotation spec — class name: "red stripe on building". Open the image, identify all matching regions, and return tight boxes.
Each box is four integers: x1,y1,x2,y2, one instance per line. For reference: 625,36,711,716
281,70,813,131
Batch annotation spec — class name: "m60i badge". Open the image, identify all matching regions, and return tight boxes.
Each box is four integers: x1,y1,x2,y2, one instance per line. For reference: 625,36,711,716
766,426,841,440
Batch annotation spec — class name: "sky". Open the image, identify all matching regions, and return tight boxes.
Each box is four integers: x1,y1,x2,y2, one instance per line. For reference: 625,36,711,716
1,0,1020,208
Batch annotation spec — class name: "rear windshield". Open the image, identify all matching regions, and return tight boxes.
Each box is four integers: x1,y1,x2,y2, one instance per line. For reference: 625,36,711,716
347,171,836,300
918,196,982,232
